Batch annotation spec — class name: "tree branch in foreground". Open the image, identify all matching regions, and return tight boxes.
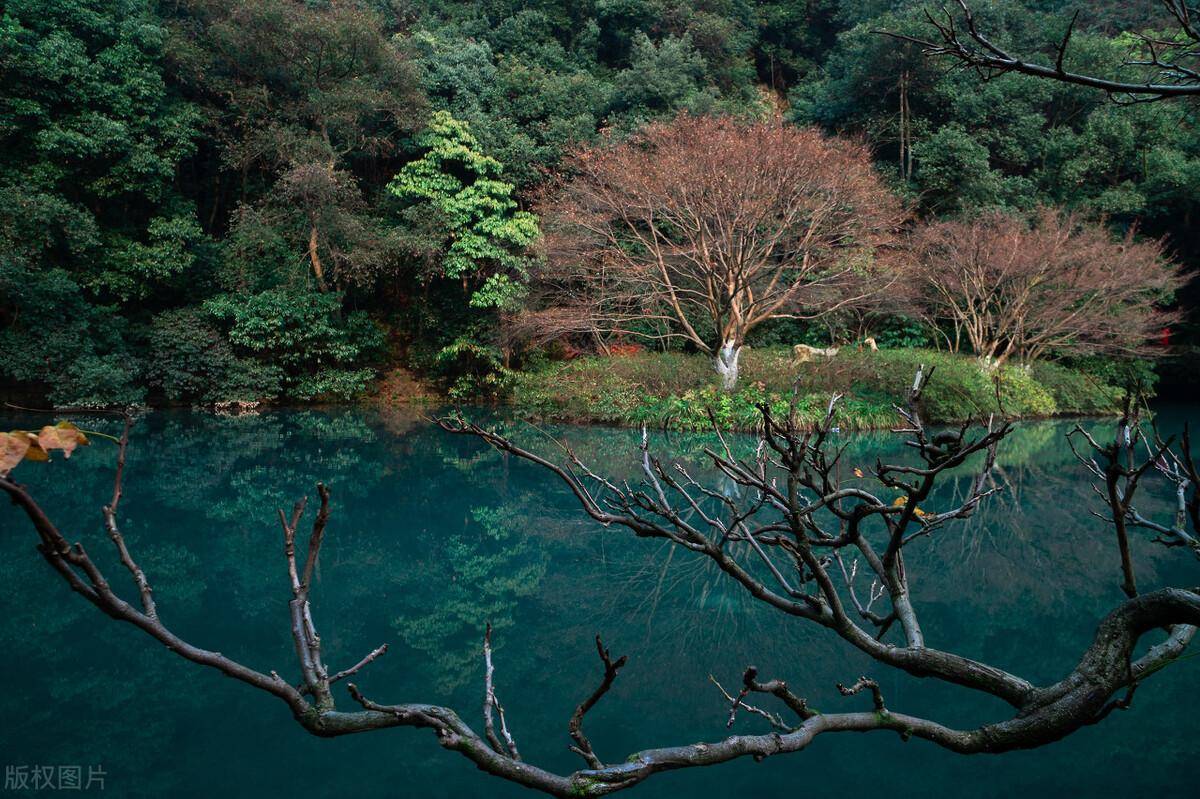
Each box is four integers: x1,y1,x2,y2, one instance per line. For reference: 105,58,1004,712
881,1,1200,102
3,387,1199,797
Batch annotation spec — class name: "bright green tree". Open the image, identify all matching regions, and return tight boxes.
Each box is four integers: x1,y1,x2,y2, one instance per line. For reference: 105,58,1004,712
388,111,539,311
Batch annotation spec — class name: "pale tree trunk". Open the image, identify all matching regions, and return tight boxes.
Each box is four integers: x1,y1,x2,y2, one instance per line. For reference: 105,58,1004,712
309,224,328,293
714,339,742,392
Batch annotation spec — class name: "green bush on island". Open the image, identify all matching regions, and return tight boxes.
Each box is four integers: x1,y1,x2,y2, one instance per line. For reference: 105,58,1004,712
510,348,1123,431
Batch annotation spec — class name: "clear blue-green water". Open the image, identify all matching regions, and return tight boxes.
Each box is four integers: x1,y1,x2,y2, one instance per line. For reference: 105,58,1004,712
1,406,1197,798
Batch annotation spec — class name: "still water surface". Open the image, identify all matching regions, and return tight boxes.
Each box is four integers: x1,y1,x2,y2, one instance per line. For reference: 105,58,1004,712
1,405,1197,797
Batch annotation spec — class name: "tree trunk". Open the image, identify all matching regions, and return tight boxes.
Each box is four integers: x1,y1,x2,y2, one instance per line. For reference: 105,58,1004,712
309,224,328,292
714,339,742,392
899,71,913,180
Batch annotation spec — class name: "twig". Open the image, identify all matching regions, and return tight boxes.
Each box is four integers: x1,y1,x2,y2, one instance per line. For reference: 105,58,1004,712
482,623,521,760
837,676,885,712
568,635,628,769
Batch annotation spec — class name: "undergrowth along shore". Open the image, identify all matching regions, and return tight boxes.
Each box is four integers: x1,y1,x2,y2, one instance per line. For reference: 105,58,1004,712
508,348,1124,432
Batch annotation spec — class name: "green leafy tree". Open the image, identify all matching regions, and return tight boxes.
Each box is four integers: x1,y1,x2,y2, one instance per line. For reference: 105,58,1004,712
611,32,712,117
792,3,1200,226
164,0,425,292
388,111,539,312
407,28,613,190
0,0,205,404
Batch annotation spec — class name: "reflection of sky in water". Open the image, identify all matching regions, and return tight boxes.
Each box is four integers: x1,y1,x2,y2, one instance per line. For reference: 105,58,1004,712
1,404,1196,798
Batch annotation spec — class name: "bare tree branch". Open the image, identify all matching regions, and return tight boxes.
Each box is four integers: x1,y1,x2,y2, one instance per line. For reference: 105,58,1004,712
3,382,1200,797
483,622,521,760
880,0,1200,101
838,676,886,713
569,636,629,769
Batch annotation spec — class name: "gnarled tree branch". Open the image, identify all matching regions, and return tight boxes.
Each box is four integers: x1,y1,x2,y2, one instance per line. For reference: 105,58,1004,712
881,1,1200,102
3,383,1199,797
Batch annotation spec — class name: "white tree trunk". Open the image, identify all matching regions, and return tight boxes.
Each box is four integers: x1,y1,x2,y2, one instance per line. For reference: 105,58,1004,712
714,339,742,392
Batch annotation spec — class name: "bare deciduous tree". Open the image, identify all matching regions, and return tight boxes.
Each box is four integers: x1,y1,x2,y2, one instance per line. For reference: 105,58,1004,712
4,374,1200,797
529,114,906,389
908,208,1184,366
885,0,1200,102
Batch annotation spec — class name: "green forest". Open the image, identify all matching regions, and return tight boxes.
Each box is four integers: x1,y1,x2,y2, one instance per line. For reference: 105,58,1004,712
2,0,1197,411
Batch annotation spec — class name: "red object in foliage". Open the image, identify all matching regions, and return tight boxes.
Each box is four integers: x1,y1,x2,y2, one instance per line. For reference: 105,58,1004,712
608,343,644,357
1160,327,1171,346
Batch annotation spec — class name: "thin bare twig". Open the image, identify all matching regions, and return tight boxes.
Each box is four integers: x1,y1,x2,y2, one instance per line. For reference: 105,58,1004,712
568,636,628,768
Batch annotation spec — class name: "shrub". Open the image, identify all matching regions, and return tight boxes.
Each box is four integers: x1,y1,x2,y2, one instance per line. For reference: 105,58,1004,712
1062,355,1159,394
293,368,377,401
147,308,281,404
433,337,514,400
0,258,145,407
204,288,385,402
50,354,145,408
1030,361,1122,414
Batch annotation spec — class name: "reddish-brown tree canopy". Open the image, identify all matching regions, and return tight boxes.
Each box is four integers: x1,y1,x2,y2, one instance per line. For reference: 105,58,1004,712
909,208,1185,365
527,114,905,385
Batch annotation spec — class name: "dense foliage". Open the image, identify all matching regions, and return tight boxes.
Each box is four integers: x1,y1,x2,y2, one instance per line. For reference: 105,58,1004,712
0,0,1196,406
509,347,1124,431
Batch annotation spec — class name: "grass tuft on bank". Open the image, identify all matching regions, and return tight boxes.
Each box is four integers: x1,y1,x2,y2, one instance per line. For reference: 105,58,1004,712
509,348,1123,431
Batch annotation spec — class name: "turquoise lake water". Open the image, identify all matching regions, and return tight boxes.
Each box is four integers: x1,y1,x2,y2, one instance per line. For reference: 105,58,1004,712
1,405,1196,797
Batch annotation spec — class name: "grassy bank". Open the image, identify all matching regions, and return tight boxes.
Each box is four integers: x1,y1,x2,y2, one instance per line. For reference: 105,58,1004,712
509,347,1123,431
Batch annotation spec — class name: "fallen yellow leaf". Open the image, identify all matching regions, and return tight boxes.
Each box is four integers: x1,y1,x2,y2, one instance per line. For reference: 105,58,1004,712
22,433,49,462
37,421,89,458
0,432,30,474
